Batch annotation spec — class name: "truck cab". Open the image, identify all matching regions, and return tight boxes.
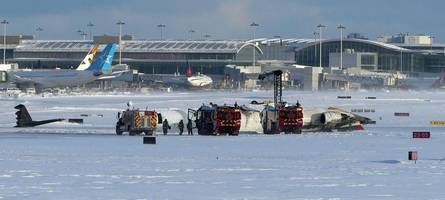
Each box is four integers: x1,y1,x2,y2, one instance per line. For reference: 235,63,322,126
116,109,162,136
261,102,303,134
190,103,241,136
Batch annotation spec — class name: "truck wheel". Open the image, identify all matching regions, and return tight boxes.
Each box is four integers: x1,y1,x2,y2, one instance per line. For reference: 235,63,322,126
264,130,279,134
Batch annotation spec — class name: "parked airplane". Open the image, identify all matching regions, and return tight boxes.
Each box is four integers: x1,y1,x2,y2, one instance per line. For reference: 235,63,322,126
0,45,99,85
140,66,213,88
185,67,213,87
14,104,63,127
10,43,117,91
76,44,99,70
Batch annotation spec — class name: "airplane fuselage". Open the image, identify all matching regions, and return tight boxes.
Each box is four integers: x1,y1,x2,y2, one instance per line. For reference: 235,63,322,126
187,74,213,87
10,69,100,89
141,73,213,88
242,106,371,133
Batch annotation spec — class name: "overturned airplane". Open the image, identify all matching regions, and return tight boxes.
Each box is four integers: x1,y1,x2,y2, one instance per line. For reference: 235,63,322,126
301,107,372,132
14,104,64,127
252,69,372,134
239,104,372,133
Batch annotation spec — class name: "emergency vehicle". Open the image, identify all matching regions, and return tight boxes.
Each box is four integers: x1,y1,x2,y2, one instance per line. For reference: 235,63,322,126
188,103,241,136
261,102,304,134
258,70,304,134
116,109,162,136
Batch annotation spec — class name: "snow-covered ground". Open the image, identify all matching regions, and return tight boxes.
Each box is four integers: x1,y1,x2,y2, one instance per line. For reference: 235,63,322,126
1,90,445,199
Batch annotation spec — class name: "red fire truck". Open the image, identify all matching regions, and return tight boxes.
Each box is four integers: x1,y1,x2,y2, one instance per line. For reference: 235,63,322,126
258,70,304,134
189,103,241,136
261,102,304,134
278,104,304,134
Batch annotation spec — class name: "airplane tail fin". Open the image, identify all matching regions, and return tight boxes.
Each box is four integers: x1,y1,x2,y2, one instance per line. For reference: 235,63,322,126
86,43,117,73
186,66,192,77
76,44,99,70
14,104,33,127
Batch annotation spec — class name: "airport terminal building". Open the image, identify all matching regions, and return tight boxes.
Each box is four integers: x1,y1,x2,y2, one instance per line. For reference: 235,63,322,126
1,34,445,76
8,38,269,75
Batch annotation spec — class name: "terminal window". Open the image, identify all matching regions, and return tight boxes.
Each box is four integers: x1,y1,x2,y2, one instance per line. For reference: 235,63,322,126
0,71,7,82
361,55,375,65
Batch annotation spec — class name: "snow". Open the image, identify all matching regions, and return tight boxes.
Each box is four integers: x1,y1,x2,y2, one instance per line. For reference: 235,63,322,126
1,90,445,199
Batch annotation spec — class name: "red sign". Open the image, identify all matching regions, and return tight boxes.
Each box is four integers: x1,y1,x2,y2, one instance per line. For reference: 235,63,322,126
413,131,430,138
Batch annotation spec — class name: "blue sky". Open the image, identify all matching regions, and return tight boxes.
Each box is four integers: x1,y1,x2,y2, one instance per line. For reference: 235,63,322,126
0,0,443,41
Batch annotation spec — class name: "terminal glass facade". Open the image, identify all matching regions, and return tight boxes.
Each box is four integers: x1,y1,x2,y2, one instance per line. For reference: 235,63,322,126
295,40,445,73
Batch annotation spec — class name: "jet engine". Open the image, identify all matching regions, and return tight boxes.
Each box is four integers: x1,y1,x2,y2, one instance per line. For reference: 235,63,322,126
320,111,343,124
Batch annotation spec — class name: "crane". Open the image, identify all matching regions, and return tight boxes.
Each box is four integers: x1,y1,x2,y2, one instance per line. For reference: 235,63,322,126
258,70,304,134
258,70,283,108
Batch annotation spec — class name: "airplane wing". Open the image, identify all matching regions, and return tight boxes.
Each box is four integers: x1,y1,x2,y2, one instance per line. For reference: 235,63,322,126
97,70,129,80
12,74,35,83
327,107,372,124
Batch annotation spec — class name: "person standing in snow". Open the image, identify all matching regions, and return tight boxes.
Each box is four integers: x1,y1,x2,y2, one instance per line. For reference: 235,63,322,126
162,119,170,135
187,119,193,135
178,120,184,135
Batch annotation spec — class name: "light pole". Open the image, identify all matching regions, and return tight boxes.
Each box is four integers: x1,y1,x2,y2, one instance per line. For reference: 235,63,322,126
250,22,259,67
429,35,434,54
337,25,345,70
116,21,125,64
400,48,403,73
87,22,94,40
1,20,9,65
157,24,166,40
80,32,87,40
77,29,83,39
188,29,195,40
313,31,318,66
398,33,404,72
317,24,326,68
35,27,43,40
